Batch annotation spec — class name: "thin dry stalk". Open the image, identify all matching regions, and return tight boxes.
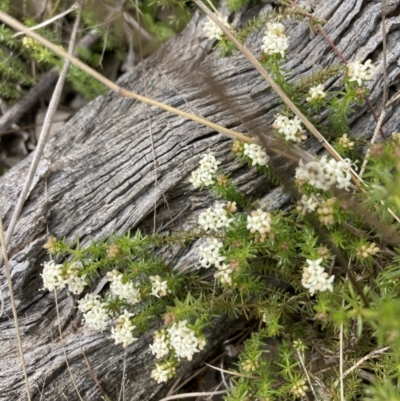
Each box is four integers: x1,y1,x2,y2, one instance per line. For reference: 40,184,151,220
193,0,359,184
135,0,159,234
118,349,127,401
334,346,390,387
0,11,257,146
159,389,227,401
381,0,388,108
205,363,259,379
12,3,79,37
295,349,319,401
0,6,82,265
54,291,84,401
358,109,386,179
0,217,31,401
339,299,345,401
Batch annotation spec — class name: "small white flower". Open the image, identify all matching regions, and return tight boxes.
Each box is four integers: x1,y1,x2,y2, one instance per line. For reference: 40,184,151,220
78,293,108,332
150,275,169,298
168,320,204,361
261,22,289,58
198,202,233,231
110,310,137,348
65,261,88,295
197,237,225,268
301,258,334,296
273,114,305,142
108,270,141,305
247,209,272,235
214,263,233,286
297,194,318,215
306,84,326,102
41,260,66,292
347,59,375,86
203,15,230,41
189,151,221,188
149,329,170,359
243,143,270,166
338,134,355,149
151,361,176,383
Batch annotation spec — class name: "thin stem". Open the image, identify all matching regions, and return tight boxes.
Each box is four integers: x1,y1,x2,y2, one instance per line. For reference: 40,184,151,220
193,0,362,188
0,216,31,401
0,10,258,147
0,6,81,265
339,300,345,401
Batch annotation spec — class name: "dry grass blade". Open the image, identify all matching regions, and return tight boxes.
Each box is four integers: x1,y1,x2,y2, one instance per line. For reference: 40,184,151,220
193,1,354,172
0,11,257,146
0,216,31,401
0,5,82,266
158,389,227,401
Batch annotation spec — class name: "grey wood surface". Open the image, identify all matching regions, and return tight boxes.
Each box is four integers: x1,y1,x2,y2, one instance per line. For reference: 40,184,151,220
1,0,400,399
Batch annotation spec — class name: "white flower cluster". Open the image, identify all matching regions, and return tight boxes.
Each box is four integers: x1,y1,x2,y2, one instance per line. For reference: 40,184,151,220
151,361,176,384
243,143,270,167
301,258,334,296
110,310,137,348
41,260,88,294
295,156,353,191
214,263,233,286
261,22,289,58
65,262,88,295
168,320,206,361
41,261,66,292
306,84,326,102
107,270,141,305
150,275,169,298
198,237,225,268
296,194,318,215
273,114,306,142
203,15,230,41
189,151,221,188
198,202,233,232
78,293,108,332
149,329,170,359
347,59,375,86
338,133,355,149
247,209,272,235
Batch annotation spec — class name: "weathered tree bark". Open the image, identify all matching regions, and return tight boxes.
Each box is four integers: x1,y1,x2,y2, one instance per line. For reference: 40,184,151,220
1,0,400,399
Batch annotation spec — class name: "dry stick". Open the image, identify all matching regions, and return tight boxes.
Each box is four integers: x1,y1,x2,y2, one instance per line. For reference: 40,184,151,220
0,9,81,266
135,0,159,234
381,0,388,108
334,346,390,387
158,389,227,401
50,8,85,401
339,299,345,401
0,11,257,147
194,1,362,191
0,217,31,401
79,344,112,401
358,109,386,179
296,350,319,401
12,3,79,37
205,363,259,380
